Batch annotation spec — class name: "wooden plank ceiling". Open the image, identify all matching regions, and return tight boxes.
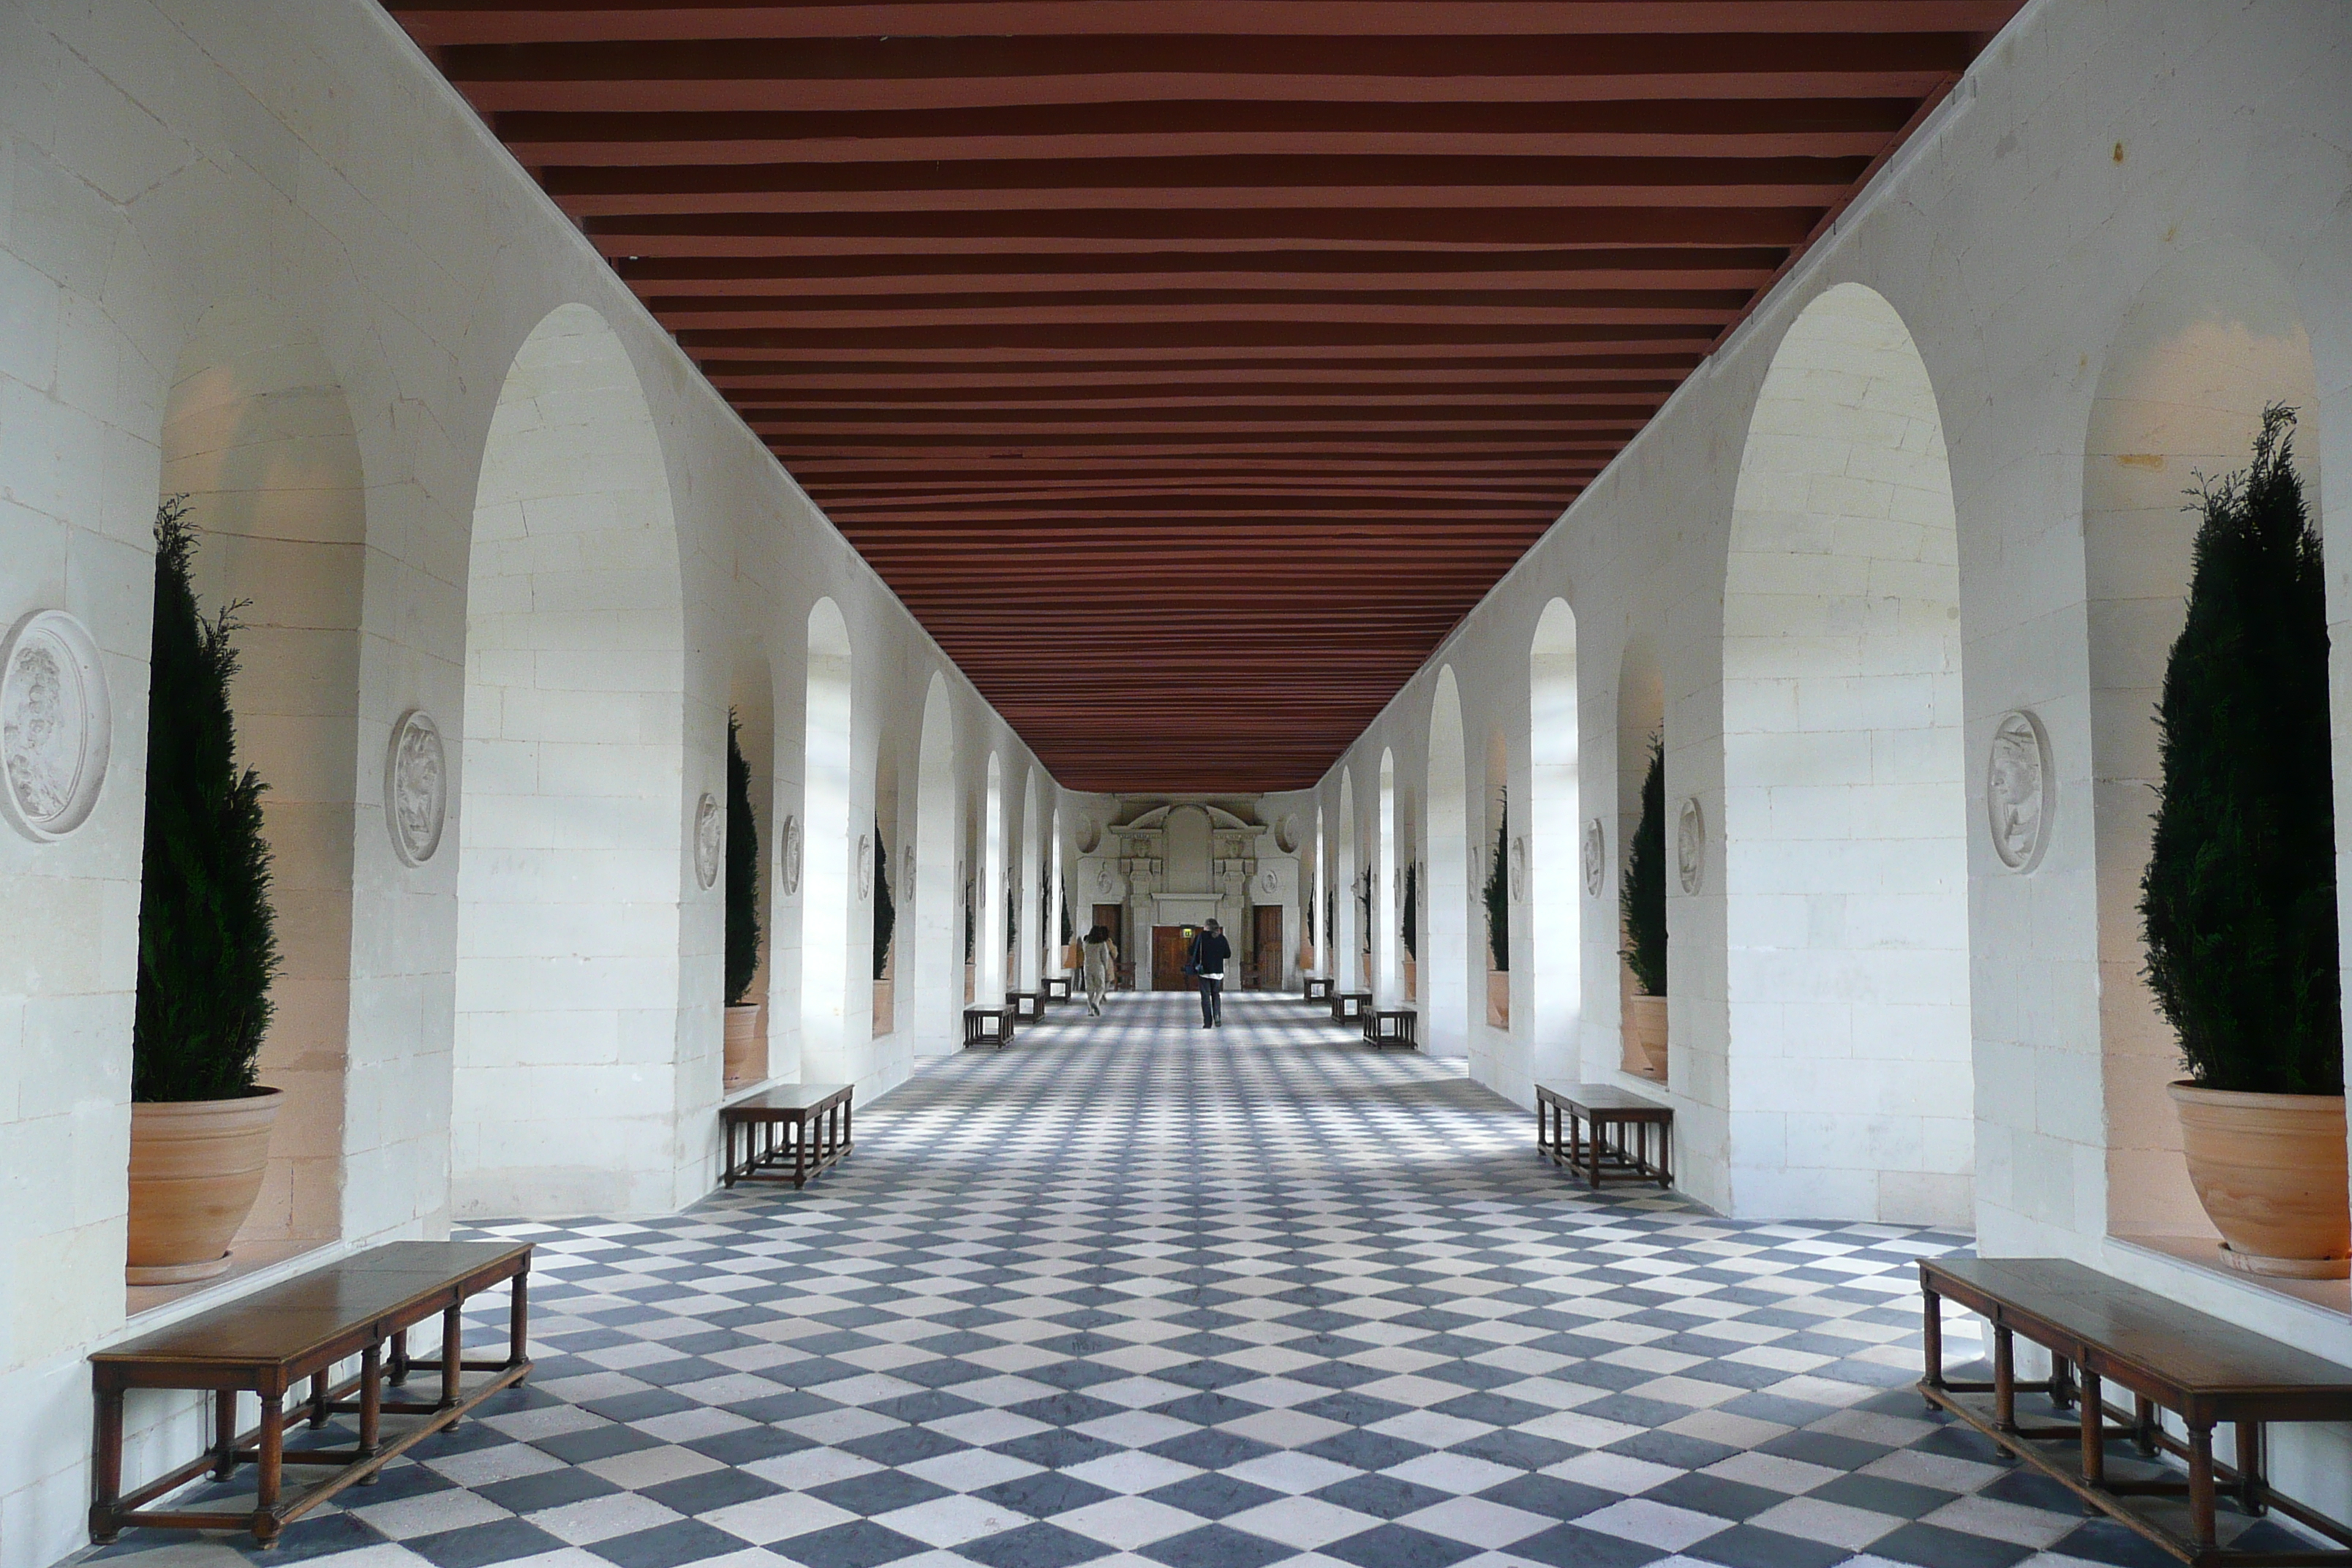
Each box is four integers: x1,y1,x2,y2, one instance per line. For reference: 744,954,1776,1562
388,1,2021,794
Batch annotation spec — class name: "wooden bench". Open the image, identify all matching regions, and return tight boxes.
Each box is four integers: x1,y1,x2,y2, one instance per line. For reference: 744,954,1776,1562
90,1240,532,1547
1044,975,1072,1003
1331,990,1370,1022
1534,1082,1673,1190
720,1082,853,1188
1304,976,1333,1004
964,1005,1014,1048
1009,990,1043,1021
1363,1007,1417,1049
1919,1257,2352,1567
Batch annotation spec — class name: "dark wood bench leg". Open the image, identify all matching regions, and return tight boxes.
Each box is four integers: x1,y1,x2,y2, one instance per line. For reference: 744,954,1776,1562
2237,1420,2266,1516
2048,1353,2075,1411
439,1303,463,1413
358,1342,383,1471
2079,1369,2104,1485
389,1329,410,1387
2187,1420,2217,1555
91,1384,124,1544
1993,1324,2016,1434
2133,1393,2158,1456
254,1392,284,1543
215,1388,241,1479
309,1369,333,1428
508,1270,530,1371
1921,1283,1944,1406
795,1117,809,1188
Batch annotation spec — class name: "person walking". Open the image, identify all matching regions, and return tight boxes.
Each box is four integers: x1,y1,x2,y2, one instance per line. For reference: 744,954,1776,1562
1187,919,1232,1028
1078,924,1117,1016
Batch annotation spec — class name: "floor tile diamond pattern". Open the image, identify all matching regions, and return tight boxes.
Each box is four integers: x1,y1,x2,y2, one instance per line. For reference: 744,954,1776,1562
85,992,2190,1568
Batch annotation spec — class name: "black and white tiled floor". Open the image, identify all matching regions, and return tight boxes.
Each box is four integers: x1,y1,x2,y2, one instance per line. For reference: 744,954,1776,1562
90,992,2225,1568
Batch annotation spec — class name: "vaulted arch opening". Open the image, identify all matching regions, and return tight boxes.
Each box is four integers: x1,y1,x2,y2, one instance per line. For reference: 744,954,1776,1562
800,598,854,1083
1427,671,1470,1058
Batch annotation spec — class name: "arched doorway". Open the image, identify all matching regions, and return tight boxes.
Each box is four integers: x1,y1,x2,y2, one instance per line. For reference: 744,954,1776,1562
1721,282,1972,1224
801,599,853,1084
1529,599,1580,1081
911,673,958,1054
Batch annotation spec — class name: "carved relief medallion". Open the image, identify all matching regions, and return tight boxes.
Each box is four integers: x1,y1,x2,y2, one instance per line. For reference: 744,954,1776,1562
1260,867,1280,895
857,832,873,899
1582,818,1606,897
1074,817,1100,854
781,814,803,894
383,709,447,867
1094,861,1117,897
1275,813,1300,853
1676,797,1705,894
903,858,917,902
693,792,723,889
1987,709,2053,872
1507,836,1527,903
1,610,112,843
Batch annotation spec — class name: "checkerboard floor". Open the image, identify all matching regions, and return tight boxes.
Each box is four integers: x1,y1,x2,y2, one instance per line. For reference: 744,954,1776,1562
87,990,2272,1568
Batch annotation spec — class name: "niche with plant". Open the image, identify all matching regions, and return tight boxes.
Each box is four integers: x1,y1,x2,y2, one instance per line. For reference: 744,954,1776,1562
2141,406,2340,1096
872,820,895,981
1402,860,1419,959
725,713,761,1009
963,877,975,963
1621,734,1667,998
135,497,282,1103
1484,791,1509,971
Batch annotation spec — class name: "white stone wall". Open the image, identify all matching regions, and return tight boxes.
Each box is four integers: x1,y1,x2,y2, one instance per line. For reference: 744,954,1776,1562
0,3,1058,1562
1306,0,2352,1523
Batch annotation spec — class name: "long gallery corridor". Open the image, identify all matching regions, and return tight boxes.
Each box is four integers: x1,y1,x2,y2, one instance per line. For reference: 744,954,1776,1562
88,995,2208,1568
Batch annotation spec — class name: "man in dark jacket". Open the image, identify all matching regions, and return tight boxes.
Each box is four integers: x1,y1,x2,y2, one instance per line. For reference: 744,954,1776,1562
1188,920,1232,1028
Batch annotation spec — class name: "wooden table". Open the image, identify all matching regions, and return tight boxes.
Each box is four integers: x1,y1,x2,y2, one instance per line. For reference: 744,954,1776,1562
1919,1257,2352,1566
1363,1007,1417,1049
1533,1082,1673,1189
1304,976,1334,1004
720,1082,853,1188
1331,990,1370,1022
90,1240,532,1547
965,1005,1014,1048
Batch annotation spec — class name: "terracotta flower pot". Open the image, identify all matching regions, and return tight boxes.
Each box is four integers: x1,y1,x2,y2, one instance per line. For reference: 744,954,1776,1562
872,979,894,1038
1486,970,1509,1028
1623,993,1668,1082
1403,957,1418,1002
127,1088,282,1285
2168,1082,2350,1278
723,1002,765,1090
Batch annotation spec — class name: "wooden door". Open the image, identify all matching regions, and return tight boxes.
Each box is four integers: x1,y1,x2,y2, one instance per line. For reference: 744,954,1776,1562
1091,903,1124,951
1151,925,1199,991
1253,907,1283,991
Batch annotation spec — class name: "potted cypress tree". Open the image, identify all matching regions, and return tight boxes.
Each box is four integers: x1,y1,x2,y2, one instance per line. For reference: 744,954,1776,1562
2143,407,2347,1278
1401,859,1419,1000
127,498,284,1284
872,823,896,1035
1620,734,1668,1080
1485,799,1509,1027
722,713,764,1088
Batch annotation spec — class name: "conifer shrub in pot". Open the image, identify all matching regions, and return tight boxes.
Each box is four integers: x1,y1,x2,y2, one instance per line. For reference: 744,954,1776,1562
127,500,284,1285
871,823,895,1035
2141,408,2348,1278
1484,796,1509,1028
723,713,764,1088
1619,735,1668,1081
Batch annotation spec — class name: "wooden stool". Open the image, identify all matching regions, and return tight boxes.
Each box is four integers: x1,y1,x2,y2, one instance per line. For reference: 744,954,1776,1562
1044,976,1072,1003
1331,990,1370,1022
1304,976,1334,1004
1364,1008,1417,1049
964,1006,1014,1048
721,1083,853,1188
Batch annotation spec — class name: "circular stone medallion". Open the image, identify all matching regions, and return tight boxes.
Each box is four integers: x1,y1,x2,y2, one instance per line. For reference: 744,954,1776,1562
383,709,447,867
1507,836,1527,903
782,815,803,894
693,793,723,889
1582,818,1606,897
1676,797,1706,894
1986,709,2054,872
1,610,113,843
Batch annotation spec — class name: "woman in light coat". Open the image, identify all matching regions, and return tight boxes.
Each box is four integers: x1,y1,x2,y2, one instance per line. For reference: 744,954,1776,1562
1078,924,1118,1016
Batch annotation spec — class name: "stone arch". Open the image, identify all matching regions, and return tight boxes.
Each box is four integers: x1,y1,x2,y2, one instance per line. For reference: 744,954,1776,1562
911,673,959,1054
728,652,775,1085
1018,769,1041,992
1427,671,1471,1058
159,299,367,1254
1378,749,1399,1006
801,598,854,1083
1530,598,1582,1080
2084,239,2326,1245
1721,281,1972,1225
1337,771,1360,993
981,753,1006,1000
454,302,688,1217
1313,806,1328,976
